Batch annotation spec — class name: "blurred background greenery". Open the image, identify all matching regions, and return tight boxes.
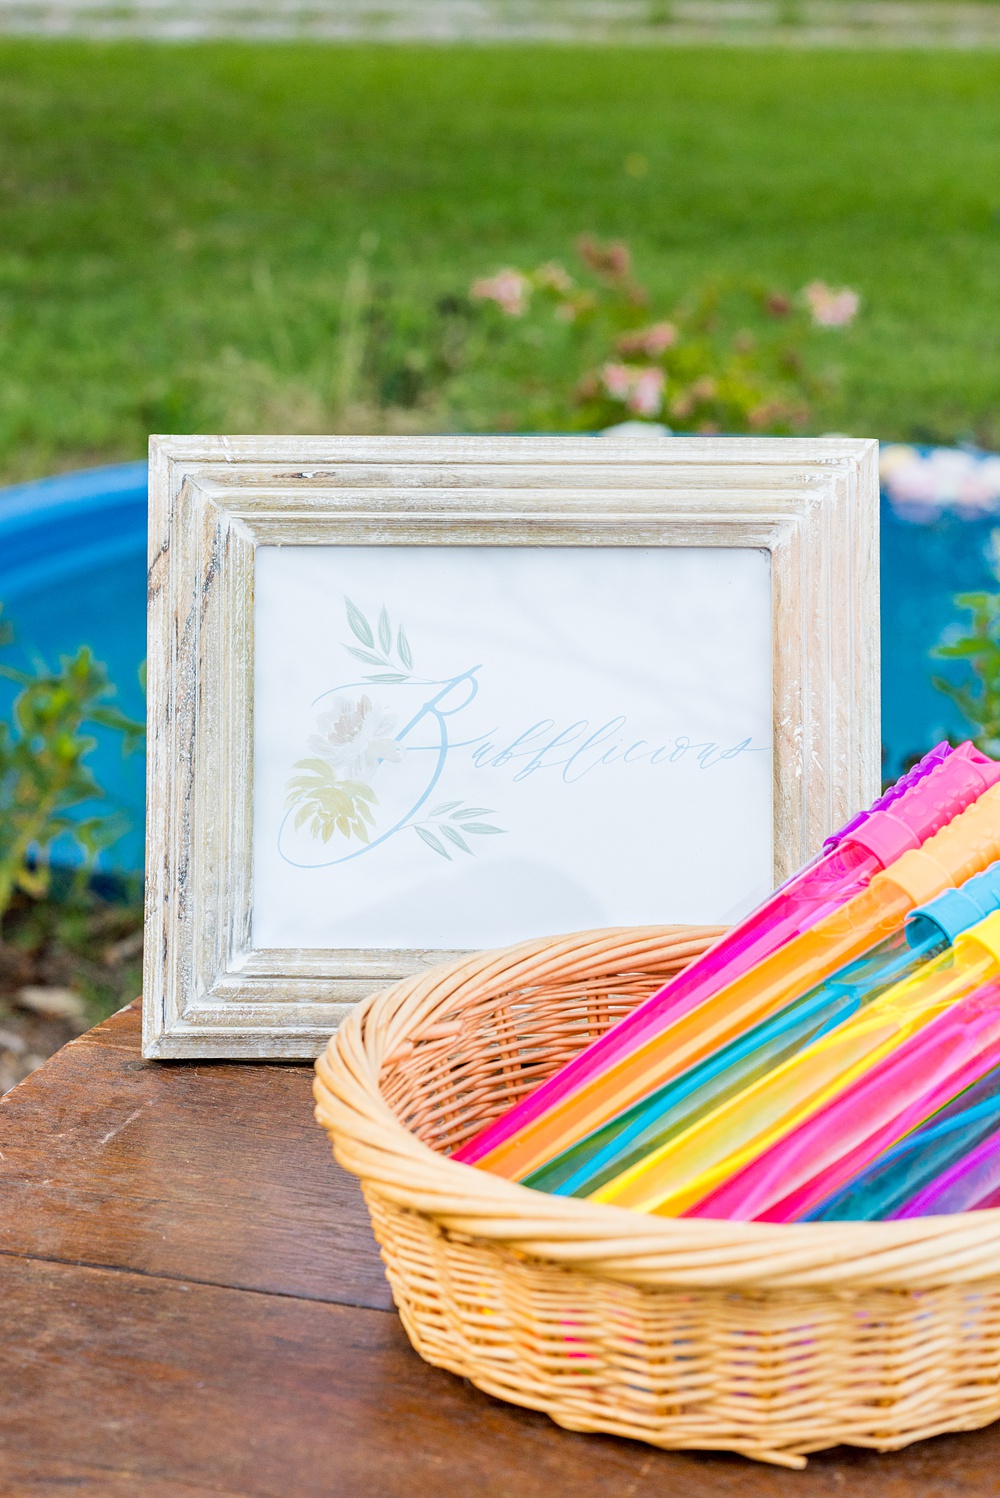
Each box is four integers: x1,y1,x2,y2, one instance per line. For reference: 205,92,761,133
0,44,999,478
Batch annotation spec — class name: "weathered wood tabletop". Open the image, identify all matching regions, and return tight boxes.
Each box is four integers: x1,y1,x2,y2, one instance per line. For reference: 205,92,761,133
3,1004,1000,1496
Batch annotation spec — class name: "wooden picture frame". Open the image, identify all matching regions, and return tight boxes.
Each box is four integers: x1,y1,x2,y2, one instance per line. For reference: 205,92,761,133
143,434,879,1059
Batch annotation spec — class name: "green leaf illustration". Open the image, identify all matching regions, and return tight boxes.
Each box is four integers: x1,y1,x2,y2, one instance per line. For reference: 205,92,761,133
346,645,388,667
462,823,504,835
378,605,392,655
428,801,462,816
290,757,337,776
415,825,451,859
439,823,473,854
345,597,374,648
397,627,413,670
364,672,410,684
452,807,495,820
286,759,378,845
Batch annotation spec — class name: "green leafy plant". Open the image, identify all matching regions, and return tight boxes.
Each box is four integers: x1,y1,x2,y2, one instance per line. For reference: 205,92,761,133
0,607,145,927
285,759,378,844
931,589,1000,757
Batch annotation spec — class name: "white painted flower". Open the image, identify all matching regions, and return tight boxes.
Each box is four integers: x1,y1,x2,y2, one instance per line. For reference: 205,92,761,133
308,695,403,777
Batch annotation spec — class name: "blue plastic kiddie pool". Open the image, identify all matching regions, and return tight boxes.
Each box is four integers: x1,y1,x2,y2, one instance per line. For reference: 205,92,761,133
0,454,994,875
0,462,148,873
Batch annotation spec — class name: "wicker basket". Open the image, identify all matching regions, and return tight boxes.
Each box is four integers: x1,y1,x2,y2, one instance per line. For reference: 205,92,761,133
313,924,1000,1468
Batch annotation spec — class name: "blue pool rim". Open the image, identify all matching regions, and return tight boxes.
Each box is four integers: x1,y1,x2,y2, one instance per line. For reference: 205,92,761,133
0,460,148,604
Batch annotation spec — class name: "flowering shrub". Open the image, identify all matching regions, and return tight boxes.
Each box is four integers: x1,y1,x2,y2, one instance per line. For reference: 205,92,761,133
469,239,859,434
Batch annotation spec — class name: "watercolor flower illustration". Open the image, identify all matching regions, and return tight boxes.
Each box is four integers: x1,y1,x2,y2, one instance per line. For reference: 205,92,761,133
282,596,504,863
308,695,403,778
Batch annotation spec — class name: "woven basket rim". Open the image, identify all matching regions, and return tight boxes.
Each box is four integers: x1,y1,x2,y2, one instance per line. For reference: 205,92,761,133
315,923,1000,1292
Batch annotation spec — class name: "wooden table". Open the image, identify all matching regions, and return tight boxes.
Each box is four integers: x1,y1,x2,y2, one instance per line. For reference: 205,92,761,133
3,1006,1000,1497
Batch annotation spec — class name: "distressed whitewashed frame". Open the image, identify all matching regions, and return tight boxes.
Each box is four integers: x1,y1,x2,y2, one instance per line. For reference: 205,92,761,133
143,434,879,1059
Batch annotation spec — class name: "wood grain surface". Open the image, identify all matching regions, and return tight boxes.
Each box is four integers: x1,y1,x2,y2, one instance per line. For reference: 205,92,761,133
0,1005,389,1310
3,1001,1000,1495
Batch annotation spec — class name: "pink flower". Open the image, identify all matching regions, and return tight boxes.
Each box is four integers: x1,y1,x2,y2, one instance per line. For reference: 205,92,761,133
642,321,678,355
578,235,631,281
600,362,664,416
802,280,860,328
617,321,678,358
748,401,791,432
628,367,665,417
470,269,529,316
600,362,633,400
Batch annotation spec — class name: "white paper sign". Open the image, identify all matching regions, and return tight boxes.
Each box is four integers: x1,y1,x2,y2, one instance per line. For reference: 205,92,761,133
252,544,772,950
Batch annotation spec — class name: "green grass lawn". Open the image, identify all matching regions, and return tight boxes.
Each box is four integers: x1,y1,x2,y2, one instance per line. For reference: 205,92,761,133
0,42,999,480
